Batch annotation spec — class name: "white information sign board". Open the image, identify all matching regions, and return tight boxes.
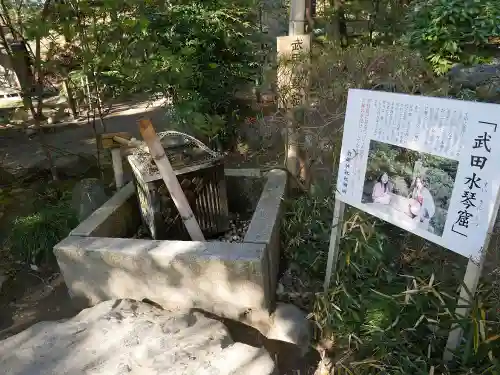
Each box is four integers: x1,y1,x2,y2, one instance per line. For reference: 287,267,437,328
326,89,500,360
337,89,500,260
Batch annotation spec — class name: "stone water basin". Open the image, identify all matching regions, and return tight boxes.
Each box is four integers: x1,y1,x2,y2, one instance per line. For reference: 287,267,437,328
54,168,287,332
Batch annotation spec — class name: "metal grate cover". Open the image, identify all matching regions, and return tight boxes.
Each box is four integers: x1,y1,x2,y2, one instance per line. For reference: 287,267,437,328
127,131,229,240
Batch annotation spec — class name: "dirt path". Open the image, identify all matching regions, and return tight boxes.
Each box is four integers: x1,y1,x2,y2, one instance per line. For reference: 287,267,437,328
0,98,170,176
0,268,78,340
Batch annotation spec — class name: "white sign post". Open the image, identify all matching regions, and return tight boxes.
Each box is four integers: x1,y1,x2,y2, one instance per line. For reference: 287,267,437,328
325,89,500,360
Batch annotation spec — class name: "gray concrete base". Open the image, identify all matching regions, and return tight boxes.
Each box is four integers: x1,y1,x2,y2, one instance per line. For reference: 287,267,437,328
55,169,287,333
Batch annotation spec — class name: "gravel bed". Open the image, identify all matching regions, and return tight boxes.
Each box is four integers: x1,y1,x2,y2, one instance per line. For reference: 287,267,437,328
208,213,250,243
134,213,251,242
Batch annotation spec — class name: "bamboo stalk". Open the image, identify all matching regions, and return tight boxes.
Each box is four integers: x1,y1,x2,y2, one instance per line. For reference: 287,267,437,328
112,135,142,148
138,119,205,241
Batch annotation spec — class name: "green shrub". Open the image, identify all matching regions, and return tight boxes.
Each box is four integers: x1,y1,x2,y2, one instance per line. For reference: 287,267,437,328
7,191,77,265
283,189,500,373
282,190,336,282
101,0,260,145
405,0,500,75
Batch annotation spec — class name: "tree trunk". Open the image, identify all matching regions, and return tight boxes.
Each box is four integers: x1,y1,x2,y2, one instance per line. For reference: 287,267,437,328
38,127,58,180
34,35,44,119
0,0,58,180
62,78,78,119
331,0,348,47
369,0,381,46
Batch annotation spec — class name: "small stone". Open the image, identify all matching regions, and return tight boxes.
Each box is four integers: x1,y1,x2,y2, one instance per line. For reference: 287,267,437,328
30,264,39,272
232,235,239,241
476,84,500,102
0,272,6,291
11,107,28,124
267,303,311,357
276,282,285,295
25,127,36,136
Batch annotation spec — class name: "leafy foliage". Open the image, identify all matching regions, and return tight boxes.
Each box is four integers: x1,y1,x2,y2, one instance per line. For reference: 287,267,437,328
405,0,500,75
282,189,336,281
281,37,498,366
283,189,500,374
6,187,77,265
141,1,259,142
51,0,260,144
1,0,261,145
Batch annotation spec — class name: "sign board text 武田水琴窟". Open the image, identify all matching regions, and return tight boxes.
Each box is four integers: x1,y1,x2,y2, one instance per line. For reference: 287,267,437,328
326,88,500,360
336,89,500,261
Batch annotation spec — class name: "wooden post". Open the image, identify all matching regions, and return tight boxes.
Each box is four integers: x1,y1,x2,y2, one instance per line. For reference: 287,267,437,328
111,148,124,190
324,199,345,290
286,0,307,178
101,132,141,191
443,257,486,361
290,0,306,35
443,189,500,361
112,136,142,148
138,119,205,241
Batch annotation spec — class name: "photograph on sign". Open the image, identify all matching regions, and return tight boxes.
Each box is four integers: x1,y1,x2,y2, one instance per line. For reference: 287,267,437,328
337,89,500,259
362,140,459,236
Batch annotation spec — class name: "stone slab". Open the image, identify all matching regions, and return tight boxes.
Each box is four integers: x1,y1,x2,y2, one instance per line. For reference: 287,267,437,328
54,236,270,329
0,299,278,375
244,169,287,308
245,169,286,244
70,182,139,238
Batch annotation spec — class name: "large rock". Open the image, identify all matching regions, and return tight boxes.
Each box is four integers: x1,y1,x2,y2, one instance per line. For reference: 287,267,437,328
71,178,109,221
0,167,15,187
449,63,500,90
10,107,28,124
0,299,278,375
